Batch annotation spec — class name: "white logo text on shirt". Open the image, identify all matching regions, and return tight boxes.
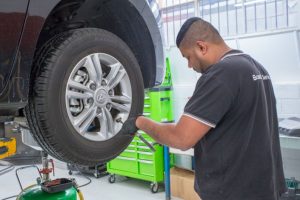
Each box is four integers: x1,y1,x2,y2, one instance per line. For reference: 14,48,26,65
252,74,270,81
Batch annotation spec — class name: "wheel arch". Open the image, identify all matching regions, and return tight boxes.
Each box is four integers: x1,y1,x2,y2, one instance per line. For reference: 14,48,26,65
1,0,163,116
33,0,160,88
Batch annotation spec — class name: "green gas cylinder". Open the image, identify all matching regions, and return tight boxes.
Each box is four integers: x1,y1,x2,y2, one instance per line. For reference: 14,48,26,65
17,185,77,200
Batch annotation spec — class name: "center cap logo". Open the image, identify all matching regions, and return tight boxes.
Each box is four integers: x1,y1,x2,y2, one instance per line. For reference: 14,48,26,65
95,89,107,104
97,94,104,102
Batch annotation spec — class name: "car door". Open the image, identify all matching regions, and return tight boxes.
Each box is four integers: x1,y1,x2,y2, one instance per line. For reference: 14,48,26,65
0,1,29,93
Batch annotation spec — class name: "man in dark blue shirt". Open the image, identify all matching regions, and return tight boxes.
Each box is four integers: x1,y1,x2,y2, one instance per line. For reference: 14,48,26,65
122,17,286,200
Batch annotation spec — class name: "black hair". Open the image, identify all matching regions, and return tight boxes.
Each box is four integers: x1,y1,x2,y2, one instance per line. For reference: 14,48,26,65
176,17,201,47
176,17,222,47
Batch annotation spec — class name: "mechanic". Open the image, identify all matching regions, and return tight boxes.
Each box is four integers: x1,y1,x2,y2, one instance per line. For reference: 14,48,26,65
122,17,286,200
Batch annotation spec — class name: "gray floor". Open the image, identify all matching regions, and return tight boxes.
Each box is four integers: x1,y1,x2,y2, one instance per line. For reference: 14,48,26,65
0,163,180,200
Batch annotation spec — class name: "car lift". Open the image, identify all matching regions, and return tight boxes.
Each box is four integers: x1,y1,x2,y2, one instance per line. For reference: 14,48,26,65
0,118,16,159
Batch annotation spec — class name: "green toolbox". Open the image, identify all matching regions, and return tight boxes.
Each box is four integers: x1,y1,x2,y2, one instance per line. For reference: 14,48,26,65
107,58,174,193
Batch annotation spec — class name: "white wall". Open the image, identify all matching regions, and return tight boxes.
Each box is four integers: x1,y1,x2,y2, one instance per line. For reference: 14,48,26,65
166,29,300,120
226,29,300,118
165,47,198,121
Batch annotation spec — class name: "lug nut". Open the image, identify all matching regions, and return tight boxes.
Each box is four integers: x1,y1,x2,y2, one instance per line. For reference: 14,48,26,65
108,90,113,96
101,80,106,86
88,98,94,104
106,103,111,109
97,108,102,114
90,84,96,91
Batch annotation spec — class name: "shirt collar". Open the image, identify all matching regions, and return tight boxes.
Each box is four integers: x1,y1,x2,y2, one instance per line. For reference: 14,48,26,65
220,49,243,60
201,49,243,74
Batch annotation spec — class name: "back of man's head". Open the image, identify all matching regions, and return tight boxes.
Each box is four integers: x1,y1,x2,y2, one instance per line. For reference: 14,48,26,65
176,17,223,48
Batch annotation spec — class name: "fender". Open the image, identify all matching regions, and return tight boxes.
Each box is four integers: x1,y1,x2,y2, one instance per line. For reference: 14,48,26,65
0,0,164,115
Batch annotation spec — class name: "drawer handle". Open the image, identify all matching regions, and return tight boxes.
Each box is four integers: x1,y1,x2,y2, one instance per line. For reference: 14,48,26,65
137,146,152,150
138,159,153,164
124,150,135,153
137,151,153,155
160,97,170,101
117,156,136,161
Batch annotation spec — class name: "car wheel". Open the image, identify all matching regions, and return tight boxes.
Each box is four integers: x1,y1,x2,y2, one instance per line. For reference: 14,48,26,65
25,28,144,165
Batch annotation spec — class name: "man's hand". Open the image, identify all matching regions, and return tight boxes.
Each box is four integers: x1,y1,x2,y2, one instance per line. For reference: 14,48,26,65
118,116,140,136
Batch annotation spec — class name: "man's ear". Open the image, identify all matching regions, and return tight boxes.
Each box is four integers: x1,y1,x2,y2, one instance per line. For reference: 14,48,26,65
196,41,208,55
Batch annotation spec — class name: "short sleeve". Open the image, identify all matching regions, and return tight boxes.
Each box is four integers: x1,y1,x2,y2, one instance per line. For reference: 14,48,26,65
184,75,234,128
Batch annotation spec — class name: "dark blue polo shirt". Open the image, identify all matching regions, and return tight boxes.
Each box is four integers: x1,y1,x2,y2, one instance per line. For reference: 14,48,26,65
184,50,286,200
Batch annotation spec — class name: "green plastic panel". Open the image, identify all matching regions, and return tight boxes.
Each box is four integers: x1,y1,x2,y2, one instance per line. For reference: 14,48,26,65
161,57,173,87
145,89,174,123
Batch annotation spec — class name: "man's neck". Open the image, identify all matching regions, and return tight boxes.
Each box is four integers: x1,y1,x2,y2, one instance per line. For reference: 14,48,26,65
210,44,232,65
201,44,232,72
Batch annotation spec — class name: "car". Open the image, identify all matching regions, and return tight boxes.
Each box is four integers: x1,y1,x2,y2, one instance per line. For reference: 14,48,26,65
0,0,164,165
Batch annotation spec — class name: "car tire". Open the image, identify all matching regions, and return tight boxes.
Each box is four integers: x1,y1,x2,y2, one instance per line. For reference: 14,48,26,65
24,28,144,165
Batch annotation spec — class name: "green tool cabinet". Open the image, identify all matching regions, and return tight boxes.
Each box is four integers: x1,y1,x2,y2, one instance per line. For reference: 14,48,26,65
107,86,174,193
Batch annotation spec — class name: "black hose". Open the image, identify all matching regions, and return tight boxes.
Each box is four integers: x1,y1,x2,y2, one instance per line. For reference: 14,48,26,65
0,165,14,175
73,165,92,188
0,195,18,200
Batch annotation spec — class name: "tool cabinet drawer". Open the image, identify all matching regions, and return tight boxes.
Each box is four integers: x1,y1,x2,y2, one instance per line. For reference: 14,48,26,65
119,149,136,158
137,151,153,161
108,157,138,173
138,160,154,177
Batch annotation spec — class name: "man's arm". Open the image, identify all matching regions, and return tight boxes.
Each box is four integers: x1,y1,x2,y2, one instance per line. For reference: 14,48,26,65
136,115,212,151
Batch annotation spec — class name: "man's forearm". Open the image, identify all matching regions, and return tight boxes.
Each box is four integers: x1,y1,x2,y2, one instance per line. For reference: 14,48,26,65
136,116,190,150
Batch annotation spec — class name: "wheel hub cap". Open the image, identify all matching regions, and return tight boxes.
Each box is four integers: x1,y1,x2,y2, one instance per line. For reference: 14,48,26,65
95,89,109,106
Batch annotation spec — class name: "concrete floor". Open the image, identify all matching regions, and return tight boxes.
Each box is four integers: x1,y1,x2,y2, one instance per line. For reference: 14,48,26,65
0,164,179,200
0,123,180,200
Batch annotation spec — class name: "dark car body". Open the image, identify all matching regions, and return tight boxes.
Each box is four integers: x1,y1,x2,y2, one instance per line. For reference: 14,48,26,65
0,0,164,116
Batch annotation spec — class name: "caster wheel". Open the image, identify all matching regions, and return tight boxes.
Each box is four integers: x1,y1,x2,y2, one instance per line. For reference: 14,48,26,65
94,173,100,178
108,174,116,183
150,182,159,193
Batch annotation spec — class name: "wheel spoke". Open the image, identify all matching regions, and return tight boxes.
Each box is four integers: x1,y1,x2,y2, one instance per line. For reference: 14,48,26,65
98,115,108,139
67,90,93,99
78,107,97,134
68,80,93,93
106,63,121,86
111,102,130,113
108,69,126,89
99,108,114,138
73,106,96,128
110,95,131,104
91,54,103,83
84,55,98,83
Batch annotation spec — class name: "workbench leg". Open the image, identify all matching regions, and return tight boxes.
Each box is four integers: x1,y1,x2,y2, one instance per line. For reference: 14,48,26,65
164,146,171,200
